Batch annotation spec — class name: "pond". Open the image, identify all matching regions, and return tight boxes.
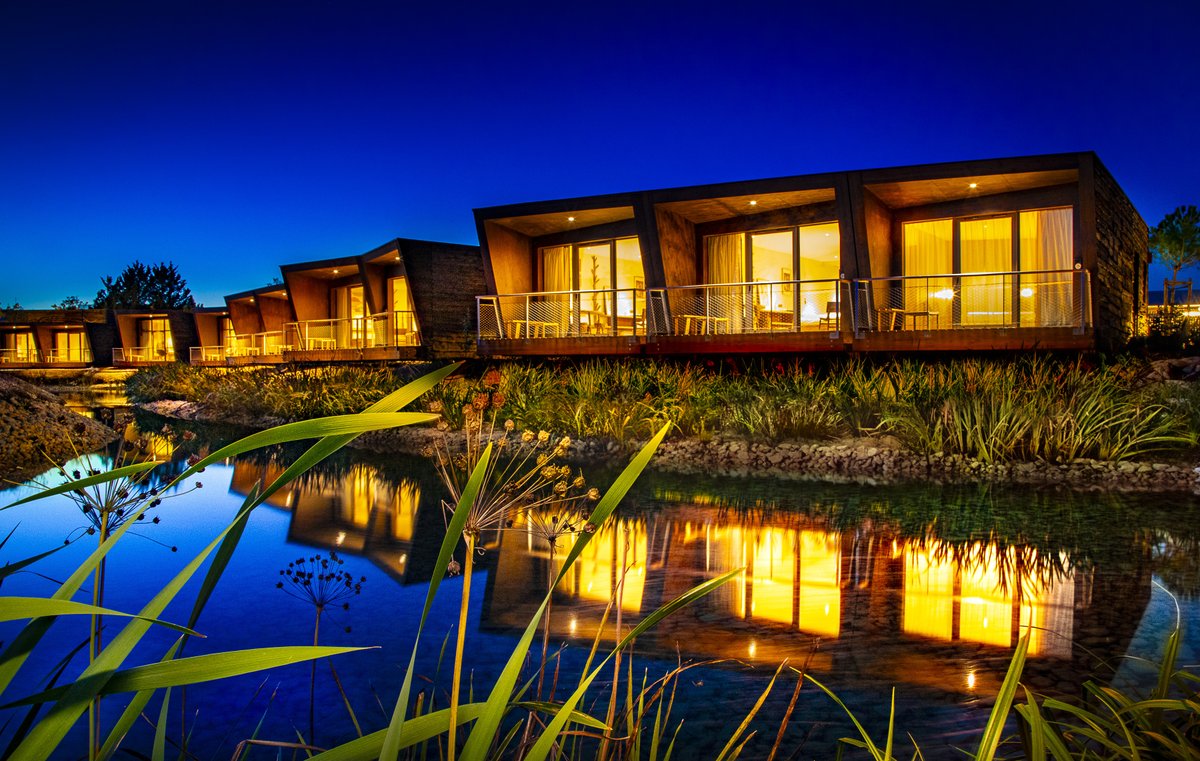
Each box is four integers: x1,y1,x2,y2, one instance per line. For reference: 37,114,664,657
2,418,1198,759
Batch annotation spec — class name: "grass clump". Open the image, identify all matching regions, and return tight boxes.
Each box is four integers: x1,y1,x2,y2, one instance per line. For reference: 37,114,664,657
128,356,1199,463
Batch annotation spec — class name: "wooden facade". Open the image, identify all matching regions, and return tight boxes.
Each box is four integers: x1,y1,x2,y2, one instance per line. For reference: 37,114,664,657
474,153,1148,357
1,153,1147,369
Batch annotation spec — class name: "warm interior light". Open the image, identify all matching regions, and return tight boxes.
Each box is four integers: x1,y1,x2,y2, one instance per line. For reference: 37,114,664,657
932,289,956,300
567,216,575,222
749,200,758,206
968,182,978,189
1020,287,1034,297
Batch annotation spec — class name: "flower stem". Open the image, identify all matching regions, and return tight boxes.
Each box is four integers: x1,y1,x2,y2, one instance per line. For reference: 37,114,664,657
447,533,474,761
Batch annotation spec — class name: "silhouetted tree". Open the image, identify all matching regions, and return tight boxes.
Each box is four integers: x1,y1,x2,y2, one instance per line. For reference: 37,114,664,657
51,295,90,309
94,262,196,309
1151,205,1200,283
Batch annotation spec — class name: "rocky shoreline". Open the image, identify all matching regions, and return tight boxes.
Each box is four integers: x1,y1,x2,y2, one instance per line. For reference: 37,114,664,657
0,374,119,484
140,399,1200,494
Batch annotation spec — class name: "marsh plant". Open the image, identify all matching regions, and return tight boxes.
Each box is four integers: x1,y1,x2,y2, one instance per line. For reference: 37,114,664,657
276,551,366,744
424,370,600,759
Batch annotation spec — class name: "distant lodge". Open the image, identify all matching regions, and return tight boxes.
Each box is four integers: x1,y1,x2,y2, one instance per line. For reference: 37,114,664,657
1,153,1155,369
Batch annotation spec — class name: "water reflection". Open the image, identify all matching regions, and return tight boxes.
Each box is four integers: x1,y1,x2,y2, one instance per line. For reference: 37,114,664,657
482,493,1162,698
189,443,1190,703
229,459,433,583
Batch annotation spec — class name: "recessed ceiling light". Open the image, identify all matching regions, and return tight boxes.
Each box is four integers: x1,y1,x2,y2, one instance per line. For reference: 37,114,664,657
281,291,287,296
333,268,339,274
567,216,575,222
968,182,978,189
749,200,758,206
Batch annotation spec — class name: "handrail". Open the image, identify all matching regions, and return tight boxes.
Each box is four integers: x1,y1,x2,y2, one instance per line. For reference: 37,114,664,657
285,312,418,350
477,288,642,340
853,268,1079,283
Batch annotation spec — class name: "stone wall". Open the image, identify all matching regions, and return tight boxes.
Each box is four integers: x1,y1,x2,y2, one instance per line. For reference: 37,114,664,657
1093,158,1149,350
403,241,485,359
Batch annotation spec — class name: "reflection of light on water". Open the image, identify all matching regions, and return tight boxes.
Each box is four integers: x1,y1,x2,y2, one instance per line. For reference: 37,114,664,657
335,531,346,546
748,641,757,659
967,671,976,690
569,616,577,635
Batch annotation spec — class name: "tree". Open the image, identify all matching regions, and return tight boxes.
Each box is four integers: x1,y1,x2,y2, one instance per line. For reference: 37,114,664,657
51,295,90,310
1151,205,1200,285
94,261,196,309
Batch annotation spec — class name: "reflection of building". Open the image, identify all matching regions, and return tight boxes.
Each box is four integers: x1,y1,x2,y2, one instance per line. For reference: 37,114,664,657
230,460,436,583
482,505,1151,698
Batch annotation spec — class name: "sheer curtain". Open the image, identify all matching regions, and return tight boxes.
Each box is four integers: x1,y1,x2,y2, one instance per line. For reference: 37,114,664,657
704,233,747,330
1020,209,1073,326
541,245,574,332
903,220,954,325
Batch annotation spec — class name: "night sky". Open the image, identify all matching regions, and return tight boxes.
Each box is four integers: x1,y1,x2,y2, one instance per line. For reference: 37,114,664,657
2,0,1197,308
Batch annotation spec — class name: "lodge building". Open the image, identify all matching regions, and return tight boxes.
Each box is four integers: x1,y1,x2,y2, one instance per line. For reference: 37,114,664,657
0,153,1149,368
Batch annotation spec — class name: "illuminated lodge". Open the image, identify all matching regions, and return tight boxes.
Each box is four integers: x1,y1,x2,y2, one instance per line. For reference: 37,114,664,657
0,154,1148,368
475,153,1147,356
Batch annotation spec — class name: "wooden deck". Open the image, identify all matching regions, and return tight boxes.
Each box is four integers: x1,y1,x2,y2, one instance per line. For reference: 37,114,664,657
851,327,1094,352
645,331,847,355
478,336,643,357
282,346,421,363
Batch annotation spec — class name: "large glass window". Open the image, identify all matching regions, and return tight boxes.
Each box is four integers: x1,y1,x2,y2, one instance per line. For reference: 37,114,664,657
387,276,419,345
137,318,173,360
53,329,88,362
704,221,841,331
901,207,1074,328
2,331,37,362
537,237,645,335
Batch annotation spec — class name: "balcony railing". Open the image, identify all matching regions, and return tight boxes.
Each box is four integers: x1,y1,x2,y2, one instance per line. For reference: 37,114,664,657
851,269,1091,333
44,348,93,363
190,331,287,363
114,346,176,363
645,279,851,336
477,289,643,340
284,312,418,351
0,349,41,364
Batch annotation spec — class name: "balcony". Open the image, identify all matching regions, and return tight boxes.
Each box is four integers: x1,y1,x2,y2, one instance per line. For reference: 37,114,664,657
477,289,643,355
643,279,850,354
283,313,419,361
113,346,176,365
44,348,93,364
852,269,1092,350
0,349,41,365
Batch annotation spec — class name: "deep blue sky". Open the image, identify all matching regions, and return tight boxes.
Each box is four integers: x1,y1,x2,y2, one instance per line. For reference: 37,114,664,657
2,0,1197,308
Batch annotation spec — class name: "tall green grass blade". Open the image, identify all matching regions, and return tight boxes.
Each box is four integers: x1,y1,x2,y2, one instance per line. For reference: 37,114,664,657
0,545,65,582
715,661,783,761
310,703,487,761
974,633,1028,761
0,598,199,635
523,567,741,761
805,674,885,759
0,637,87,760
380,444,492,761
462,422,671,761
151,687,171,761
8,495,276,760
4,461,161,509
7,646,369,707
98,639,184,761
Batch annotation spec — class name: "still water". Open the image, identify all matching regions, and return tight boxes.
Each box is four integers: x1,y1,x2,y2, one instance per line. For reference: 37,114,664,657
2,420,1198,759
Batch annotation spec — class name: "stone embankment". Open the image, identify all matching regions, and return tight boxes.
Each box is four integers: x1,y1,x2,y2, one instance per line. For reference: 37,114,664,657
0,374,118,484
140,399,1200,493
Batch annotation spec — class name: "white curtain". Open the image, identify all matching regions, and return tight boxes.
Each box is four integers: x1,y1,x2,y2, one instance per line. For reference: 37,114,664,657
1020,209,1073,327
704,234,747,331
541,245,575,332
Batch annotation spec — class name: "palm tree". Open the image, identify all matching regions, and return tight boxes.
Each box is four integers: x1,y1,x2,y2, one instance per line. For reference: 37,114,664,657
1151,205,1200,305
